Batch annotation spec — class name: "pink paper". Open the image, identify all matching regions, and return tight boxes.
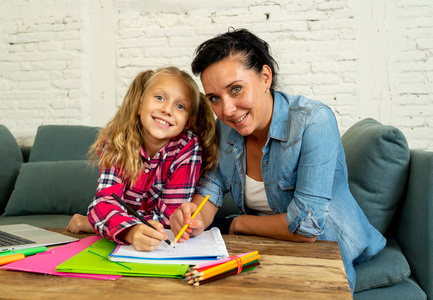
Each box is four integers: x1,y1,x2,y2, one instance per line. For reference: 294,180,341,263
1,236,121,280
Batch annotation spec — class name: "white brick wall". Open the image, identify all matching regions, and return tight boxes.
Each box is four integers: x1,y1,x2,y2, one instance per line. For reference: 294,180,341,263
1,0,432,150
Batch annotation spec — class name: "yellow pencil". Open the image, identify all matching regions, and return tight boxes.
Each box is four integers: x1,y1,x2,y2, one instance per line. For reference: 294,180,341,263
194,252,260,280
171,195,210,247
197,255,261,281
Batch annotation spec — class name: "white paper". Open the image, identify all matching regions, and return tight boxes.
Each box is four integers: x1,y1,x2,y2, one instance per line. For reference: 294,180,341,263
109,227,229,264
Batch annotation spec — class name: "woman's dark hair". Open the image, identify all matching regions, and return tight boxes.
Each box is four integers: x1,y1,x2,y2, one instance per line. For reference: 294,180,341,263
191,28,279,90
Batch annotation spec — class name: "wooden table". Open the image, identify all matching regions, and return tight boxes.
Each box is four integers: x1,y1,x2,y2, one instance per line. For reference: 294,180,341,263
0,228,352,299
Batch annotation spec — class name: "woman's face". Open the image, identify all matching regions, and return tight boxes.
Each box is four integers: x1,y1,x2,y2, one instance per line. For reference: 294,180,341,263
201,57,273,137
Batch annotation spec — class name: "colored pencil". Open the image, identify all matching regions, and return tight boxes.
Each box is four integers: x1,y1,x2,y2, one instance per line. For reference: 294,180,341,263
187,251,255,272
190,261,261,286
184,251,259,279
191,253,261,280
171,195,210,247
191,260,260,282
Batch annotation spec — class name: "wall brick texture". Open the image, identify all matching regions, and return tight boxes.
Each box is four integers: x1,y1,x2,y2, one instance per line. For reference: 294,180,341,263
1,0,432,150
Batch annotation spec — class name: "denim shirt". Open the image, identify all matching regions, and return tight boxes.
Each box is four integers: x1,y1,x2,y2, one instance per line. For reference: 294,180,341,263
196,91,386,292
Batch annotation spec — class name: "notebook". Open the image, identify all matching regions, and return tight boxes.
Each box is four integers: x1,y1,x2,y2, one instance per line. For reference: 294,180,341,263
0,224,77,252
109,227,229,265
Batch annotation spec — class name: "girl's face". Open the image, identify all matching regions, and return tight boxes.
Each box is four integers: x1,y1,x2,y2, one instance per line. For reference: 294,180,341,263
138,74,193,154
201,57,273,137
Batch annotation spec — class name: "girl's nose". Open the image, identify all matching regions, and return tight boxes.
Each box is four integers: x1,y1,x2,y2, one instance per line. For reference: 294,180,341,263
161,102,172,115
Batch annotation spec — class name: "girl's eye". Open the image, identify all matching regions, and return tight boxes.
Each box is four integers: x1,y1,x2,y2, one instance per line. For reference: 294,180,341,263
176,103,185,110
231,86,242,94
155,95,164,101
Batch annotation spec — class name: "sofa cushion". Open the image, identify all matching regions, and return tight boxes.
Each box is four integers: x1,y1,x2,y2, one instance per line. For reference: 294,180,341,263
4,160,99,216
341,118,410,234
354,238,411,292
29,125,100,162
0,125,23,214
354,277,426,300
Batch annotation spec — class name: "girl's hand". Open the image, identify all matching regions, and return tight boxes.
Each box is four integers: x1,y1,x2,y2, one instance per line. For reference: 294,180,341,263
170,202,206,243
66,214,95,233
120,222,168,252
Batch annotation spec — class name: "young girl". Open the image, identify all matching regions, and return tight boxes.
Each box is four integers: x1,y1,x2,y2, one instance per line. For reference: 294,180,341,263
68,67,218,252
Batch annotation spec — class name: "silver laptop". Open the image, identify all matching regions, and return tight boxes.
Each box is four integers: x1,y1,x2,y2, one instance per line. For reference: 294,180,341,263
0,224,78,252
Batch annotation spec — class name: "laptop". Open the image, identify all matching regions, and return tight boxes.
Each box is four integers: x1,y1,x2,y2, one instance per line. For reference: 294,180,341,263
0,224,78,252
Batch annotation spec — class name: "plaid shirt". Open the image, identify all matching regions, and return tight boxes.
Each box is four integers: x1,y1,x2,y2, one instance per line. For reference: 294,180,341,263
88,130,201,244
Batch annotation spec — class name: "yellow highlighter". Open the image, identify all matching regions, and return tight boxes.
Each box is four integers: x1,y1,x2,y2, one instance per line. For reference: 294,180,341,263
0,253,25,266
171,195,210,247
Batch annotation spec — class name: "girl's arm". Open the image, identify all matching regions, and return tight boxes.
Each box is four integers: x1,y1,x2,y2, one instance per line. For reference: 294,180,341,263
87,167,150,243
87,170,169,251
153,134,202,227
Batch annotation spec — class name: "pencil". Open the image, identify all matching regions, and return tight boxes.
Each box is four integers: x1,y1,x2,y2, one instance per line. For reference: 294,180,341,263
191,261,261,286
192,261,260,284
111,193,173,247
194,253,261,280
171,195,210,247
187,251,255,272
184,251,259,278
185,258,260,281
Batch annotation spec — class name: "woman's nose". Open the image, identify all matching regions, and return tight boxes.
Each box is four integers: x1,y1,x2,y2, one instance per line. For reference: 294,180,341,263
222,98,236,117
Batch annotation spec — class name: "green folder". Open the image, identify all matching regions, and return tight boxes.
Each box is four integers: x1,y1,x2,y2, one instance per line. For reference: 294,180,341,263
56,238,188,278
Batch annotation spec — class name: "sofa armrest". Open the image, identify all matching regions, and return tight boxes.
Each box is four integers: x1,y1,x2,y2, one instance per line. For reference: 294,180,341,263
396,149,433,299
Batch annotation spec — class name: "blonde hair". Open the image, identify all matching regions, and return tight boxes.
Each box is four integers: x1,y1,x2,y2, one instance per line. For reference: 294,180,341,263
90,66,219,185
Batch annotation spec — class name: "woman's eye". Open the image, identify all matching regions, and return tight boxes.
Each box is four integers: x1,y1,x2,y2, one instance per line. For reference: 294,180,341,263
232,86,242,94
208,96,220,103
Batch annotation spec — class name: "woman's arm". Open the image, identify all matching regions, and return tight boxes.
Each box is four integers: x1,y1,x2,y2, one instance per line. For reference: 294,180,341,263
229,213,317,243
285,106,339,239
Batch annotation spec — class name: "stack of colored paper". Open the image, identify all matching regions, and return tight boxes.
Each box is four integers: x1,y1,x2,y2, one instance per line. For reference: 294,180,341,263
183,251,261,286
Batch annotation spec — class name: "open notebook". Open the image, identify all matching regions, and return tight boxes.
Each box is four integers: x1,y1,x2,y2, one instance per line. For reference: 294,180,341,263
109,227,229,265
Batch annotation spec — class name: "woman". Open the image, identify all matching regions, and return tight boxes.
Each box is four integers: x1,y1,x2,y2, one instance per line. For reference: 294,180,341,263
170,29,385,292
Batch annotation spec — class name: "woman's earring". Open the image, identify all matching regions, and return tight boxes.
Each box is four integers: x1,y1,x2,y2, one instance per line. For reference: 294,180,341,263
266,88,270,94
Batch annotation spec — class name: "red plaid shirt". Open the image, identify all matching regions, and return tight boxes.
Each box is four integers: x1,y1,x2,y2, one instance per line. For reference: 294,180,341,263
88,130,201,243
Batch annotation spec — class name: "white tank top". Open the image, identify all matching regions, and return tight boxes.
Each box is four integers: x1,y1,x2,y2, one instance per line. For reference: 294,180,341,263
244,174,273,216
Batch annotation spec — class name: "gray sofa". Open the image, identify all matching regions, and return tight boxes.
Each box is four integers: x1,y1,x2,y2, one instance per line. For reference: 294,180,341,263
0,124,100,228
1,119,432,299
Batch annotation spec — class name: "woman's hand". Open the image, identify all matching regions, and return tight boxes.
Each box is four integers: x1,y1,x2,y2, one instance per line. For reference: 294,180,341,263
119,222,167,252
170,202,206,243
66,214,95,233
